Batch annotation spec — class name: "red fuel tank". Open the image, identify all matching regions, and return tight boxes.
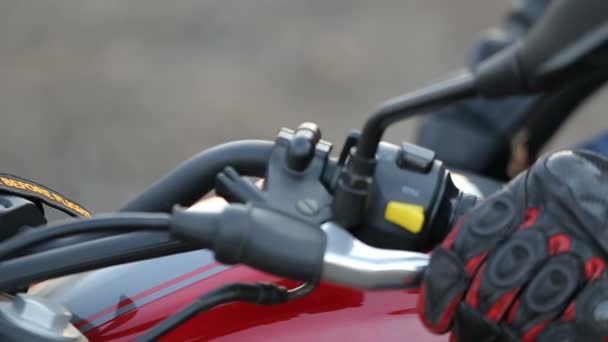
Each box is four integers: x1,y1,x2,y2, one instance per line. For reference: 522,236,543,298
32,258,445,341
30,197,446,341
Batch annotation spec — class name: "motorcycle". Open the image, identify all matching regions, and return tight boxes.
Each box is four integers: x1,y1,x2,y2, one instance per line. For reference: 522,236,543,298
0,1,605,341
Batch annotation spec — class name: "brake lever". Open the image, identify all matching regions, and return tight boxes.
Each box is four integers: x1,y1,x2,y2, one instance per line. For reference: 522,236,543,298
321,222,428,290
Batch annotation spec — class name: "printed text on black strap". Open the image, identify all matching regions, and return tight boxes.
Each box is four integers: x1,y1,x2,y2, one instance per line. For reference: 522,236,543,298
0,174,91,217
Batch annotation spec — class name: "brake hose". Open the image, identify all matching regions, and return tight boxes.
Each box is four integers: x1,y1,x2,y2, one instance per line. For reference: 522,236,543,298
121,140,273,213
0,213,171,260
0,231,188,292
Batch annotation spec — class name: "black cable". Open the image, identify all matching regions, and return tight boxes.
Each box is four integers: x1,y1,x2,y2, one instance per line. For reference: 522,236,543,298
23,140,273,257
0,231,193,292
0,213,171,260
136,282,314,342
121,140,273,213
286,281,317,300
136,283,288,342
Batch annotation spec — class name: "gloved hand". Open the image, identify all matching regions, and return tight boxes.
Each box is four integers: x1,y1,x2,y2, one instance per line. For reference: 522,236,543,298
418,150,608,341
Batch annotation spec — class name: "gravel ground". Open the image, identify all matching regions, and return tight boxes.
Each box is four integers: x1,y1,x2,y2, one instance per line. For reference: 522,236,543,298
0,0,604,212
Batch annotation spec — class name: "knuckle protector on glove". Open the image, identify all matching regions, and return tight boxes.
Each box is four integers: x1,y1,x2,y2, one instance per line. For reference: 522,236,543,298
486,230,547,289
529,151,608,256
509,254,584,334
465,229,547,319
452,195,518,260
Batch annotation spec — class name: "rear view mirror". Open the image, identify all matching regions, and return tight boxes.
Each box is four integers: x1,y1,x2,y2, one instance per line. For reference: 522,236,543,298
475,0,608,96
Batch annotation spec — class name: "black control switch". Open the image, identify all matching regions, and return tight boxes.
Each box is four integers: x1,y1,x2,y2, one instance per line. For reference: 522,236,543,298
396,142,436,173
286,123,321,172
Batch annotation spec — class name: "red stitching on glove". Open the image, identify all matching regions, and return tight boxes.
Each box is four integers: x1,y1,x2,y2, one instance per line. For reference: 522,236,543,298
506,299,521,324
465,265,486,309
563,301,576,321
486,288,519,321
465,252,488,276
519,208,540,230
549,234,572,255
522,319,551,342
585,257,605,281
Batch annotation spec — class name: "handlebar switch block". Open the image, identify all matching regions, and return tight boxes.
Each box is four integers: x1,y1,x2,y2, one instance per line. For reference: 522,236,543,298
356,142,475,251
397,142,436,173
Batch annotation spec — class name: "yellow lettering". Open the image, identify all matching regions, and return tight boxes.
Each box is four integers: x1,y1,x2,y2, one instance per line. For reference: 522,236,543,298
1,178,14,187
24,183,38,192
65,201,75,210
31,185,42,195
0,176,91,217
39,188,52,199
12,181,25,190
53,193,66,206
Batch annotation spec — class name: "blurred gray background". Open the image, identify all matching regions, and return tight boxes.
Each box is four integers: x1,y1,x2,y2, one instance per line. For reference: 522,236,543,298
0,0,605,212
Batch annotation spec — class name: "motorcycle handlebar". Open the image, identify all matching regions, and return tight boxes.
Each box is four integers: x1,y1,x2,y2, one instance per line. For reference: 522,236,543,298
4,135,474,291
0,139,341,291
0,205,430,292
171,204,429,289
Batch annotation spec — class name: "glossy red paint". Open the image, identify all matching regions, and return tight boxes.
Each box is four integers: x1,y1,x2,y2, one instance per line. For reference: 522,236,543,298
75,262,222,330
84,265,446,342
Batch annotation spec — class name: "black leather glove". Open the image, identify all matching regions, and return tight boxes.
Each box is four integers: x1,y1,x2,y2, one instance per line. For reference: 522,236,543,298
418,150,608,341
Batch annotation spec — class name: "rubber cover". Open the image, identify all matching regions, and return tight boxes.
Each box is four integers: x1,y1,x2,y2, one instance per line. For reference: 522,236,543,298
170,204,327,282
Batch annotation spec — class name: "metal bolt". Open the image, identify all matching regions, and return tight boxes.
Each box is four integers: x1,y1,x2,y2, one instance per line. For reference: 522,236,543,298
296,198,320,216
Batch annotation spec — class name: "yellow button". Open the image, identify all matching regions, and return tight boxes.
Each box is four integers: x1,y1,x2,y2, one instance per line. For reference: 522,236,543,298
384,201,425,234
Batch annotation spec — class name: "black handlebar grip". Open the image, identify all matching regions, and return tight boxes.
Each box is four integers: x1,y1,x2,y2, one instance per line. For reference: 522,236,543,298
171,204,327,282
